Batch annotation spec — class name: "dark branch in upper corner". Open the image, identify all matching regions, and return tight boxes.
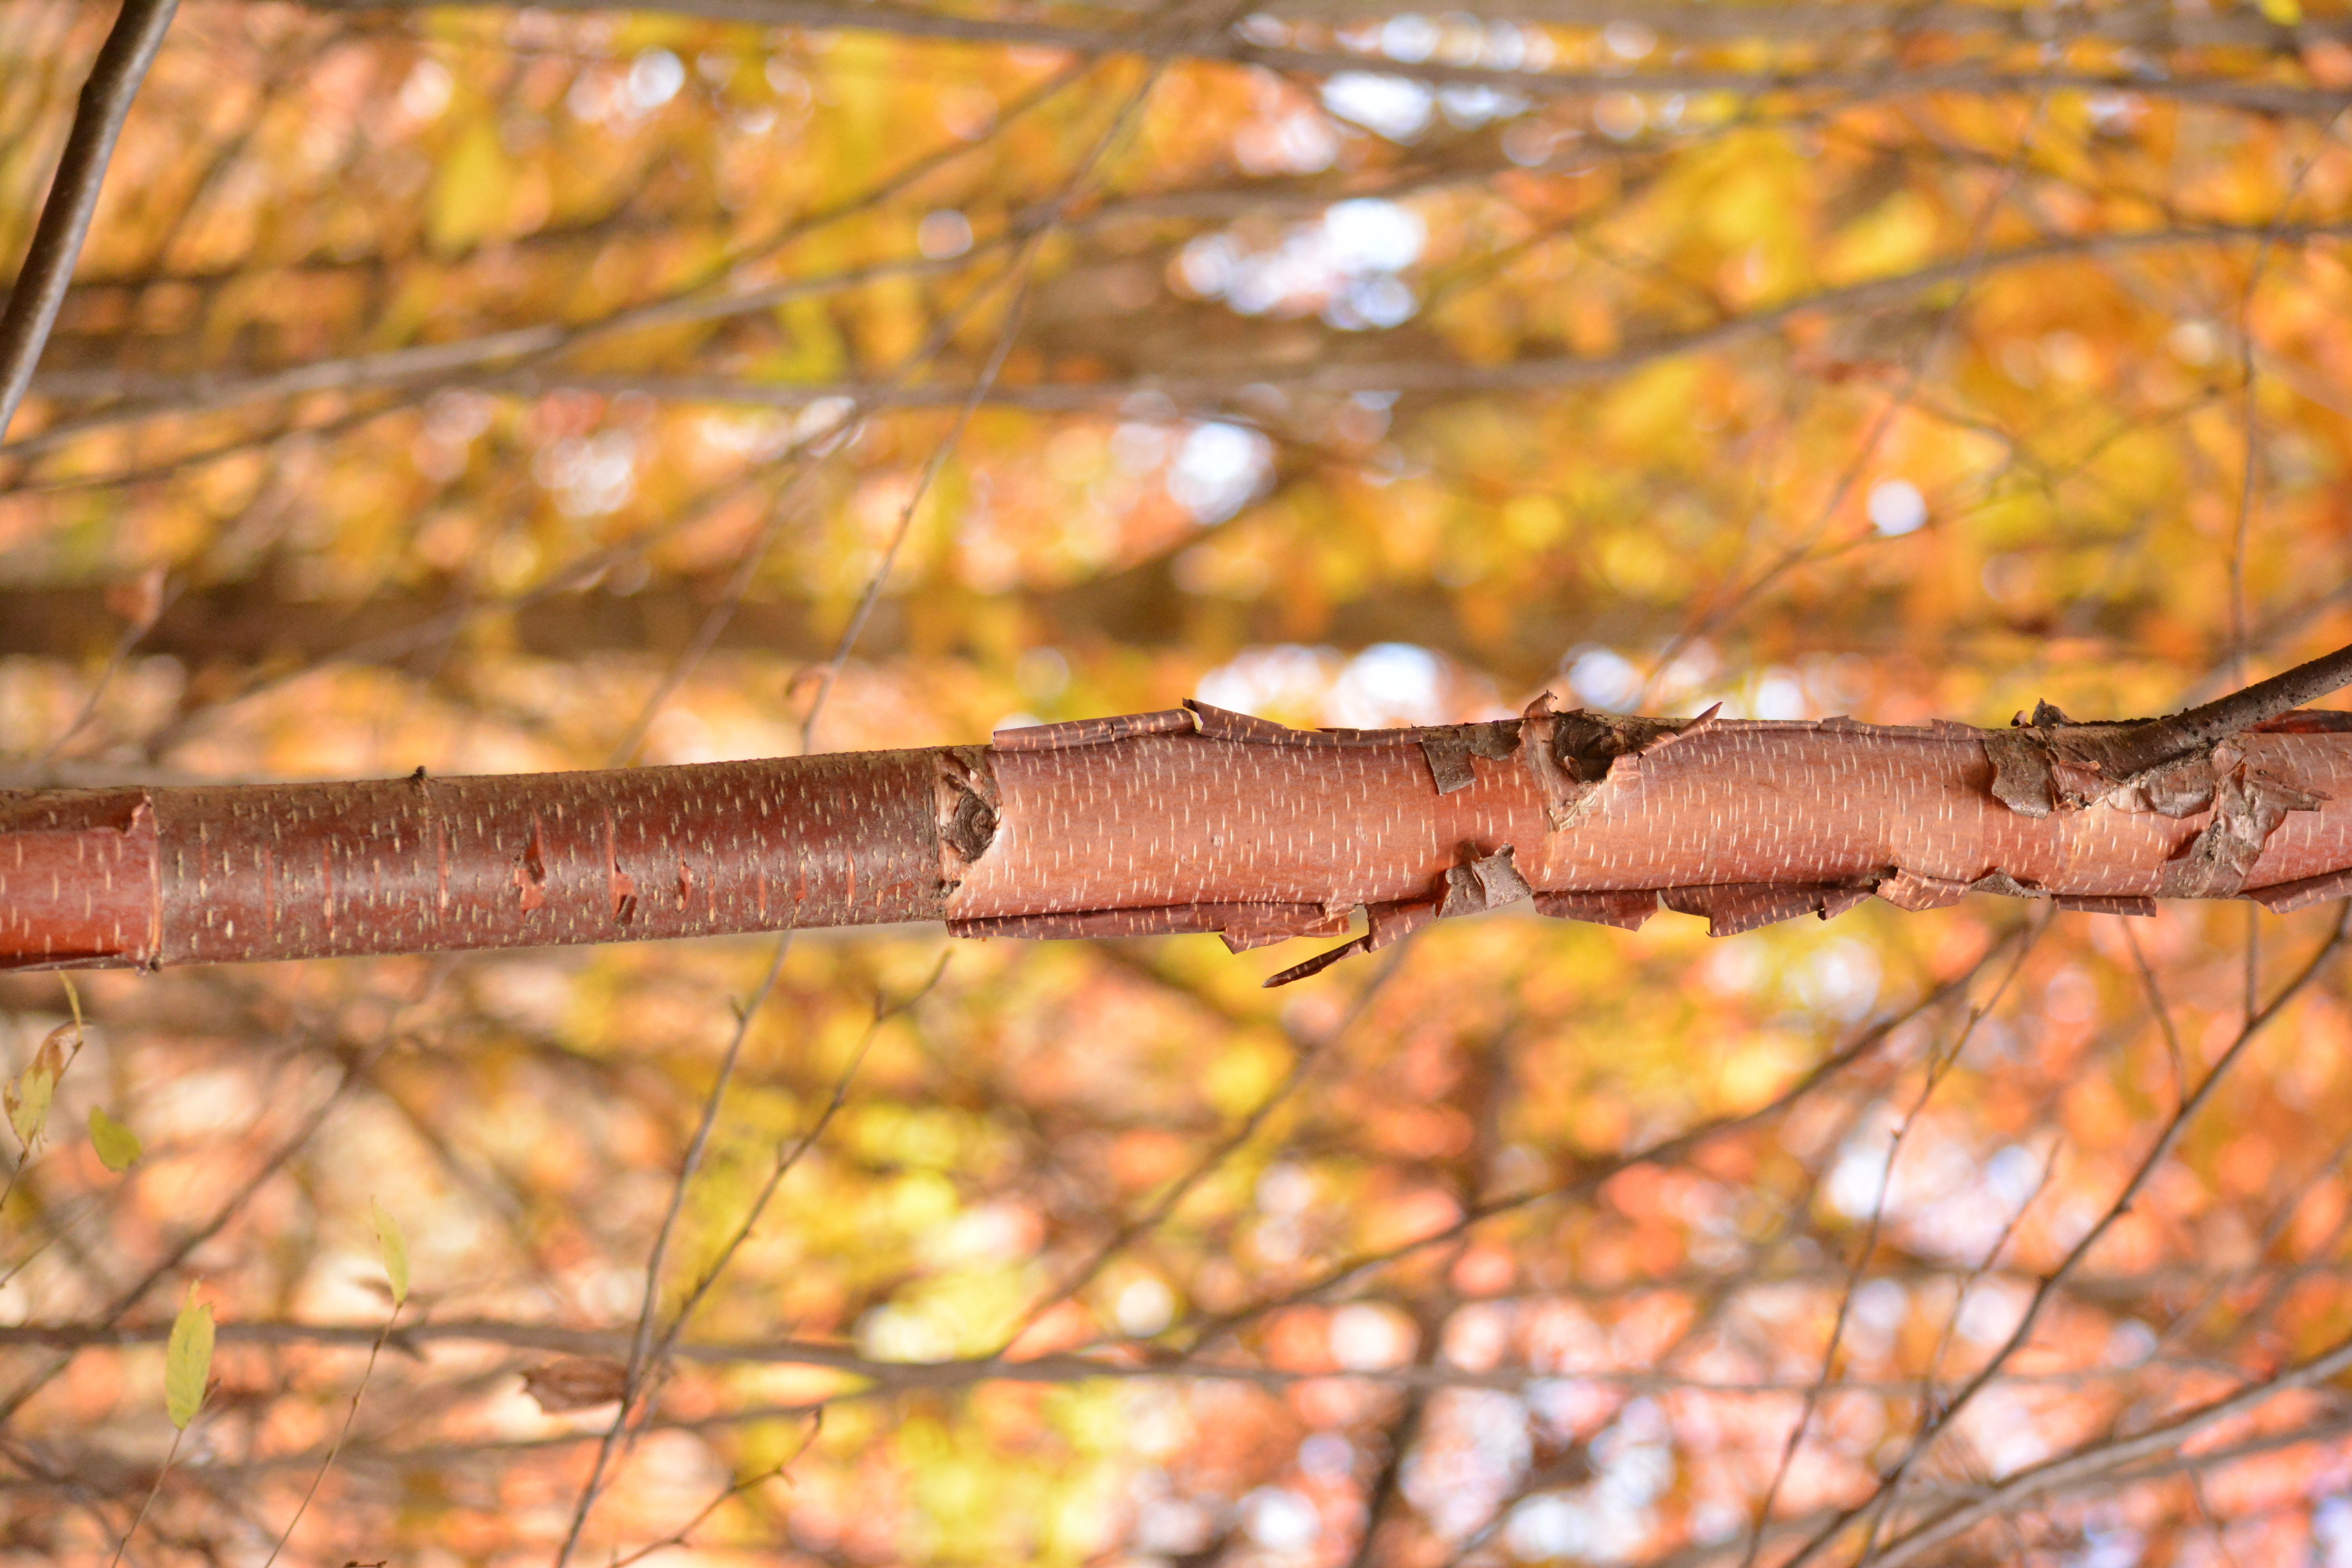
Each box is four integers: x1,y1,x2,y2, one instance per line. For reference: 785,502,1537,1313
2111,639,2352,777
0,0,180,443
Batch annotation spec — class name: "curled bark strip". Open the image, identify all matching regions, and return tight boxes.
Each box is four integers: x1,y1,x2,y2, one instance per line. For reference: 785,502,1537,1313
1183,700,1315,746
951,902,1322,941
2053,893,2157,916
1263,897,1437,987
0,788,158,970
1981,728,2056,818
1368,898,1438,947
1421,729,1477,793
1550,707,1707,785
2158,764,2324,898
1534,889,1658,930
1956,869,2159,916
1263,941,1362,987
1877,869,1973,911
1220,904,1354,952
1470,844,1534,906
1463,721,1523,760
1416,720,1520,794
2105,756,2222,818
1819,884,1875,920
1517,697,1585,829
1660,881,1871,937
991,709,1195,750
2249,866,2352,914
1438,845,1534,916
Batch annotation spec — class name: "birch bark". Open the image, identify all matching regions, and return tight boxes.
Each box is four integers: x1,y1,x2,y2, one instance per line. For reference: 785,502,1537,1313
9,677,2352,980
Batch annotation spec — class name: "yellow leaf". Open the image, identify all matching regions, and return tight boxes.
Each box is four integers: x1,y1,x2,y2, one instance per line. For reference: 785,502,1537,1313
165,1286,214,1430
5,1023,74,1151
2260,0,2302,24
372,1199,410,1307
426,119,512,257
88,1107,141,1172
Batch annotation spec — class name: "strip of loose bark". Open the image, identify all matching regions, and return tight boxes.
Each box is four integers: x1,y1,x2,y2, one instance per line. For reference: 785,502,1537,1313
0,0,178,442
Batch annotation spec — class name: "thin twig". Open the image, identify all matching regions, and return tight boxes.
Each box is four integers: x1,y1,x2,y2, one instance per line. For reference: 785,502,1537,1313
257,1300,402,1567
103,1419,185,1568
1857,1327,2352,1568
0,0,180,441
607,1414,820,1568
1004,935,1414,1352
1783,901,2352,1568
549,936,793,1566
1737,914,2041,1568
652,955,947,1360
2118,917,2188,1110
2225,113,2345,684
1176,925,2031,1356
2106,635,2352,776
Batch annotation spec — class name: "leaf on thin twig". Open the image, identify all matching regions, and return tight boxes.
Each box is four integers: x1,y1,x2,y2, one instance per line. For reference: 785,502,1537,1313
372,1198,409,1307
5,1024,75,1151
88,1106,141,1171
521,1357,629,1412
165,1285,214,1430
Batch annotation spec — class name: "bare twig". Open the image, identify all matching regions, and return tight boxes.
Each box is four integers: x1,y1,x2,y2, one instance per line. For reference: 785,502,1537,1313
2108,636,2352,776
27,221,2352,448
652,955,947,1359
2119,917,2188,1109
257,1300,402,1567
1857,1328,2352,1568
1005,936,1414,1352
549,938,793,1566
0,0,179,441
1784,901,2352,1568
1176,924,2030,1356
608,1414,819,1568
2225,114,2345,683
1738,915,2041,1568
103,1418,185,1568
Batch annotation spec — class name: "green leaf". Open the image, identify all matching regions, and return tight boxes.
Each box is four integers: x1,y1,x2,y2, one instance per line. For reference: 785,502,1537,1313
373,1198,410,1307
165,1286,214,1430
88,1107,142,1172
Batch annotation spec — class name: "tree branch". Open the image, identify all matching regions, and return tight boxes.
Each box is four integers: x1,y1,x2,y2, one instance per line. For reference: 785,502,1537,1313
0,0,179,443
2112,638,2352,775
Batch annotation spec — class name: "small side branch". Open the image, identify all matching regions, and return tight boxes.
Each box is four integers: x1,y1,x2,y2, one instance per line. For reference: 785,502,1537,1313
0,0,180,443
2111,638,2352,776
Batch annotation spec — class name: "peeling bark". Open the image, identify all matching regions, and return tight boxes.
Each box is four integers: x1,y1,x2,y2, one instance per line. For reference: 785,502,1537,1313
8,684,2352,978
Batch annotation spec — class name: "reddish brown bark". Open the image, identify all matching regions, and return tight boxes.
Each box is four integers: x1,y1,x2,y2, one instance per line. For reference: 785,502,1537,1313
7,690,2352,979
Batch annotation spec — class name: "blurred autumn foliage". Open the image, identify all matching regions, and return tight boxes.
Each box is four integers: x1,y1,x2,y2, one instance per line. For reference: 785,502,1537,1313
7,0,2352,1562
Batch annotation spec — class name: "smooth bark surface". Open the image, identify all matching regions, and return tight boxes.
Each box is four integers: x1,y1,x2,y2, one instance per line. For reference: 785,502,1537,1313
10,685,2352,978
